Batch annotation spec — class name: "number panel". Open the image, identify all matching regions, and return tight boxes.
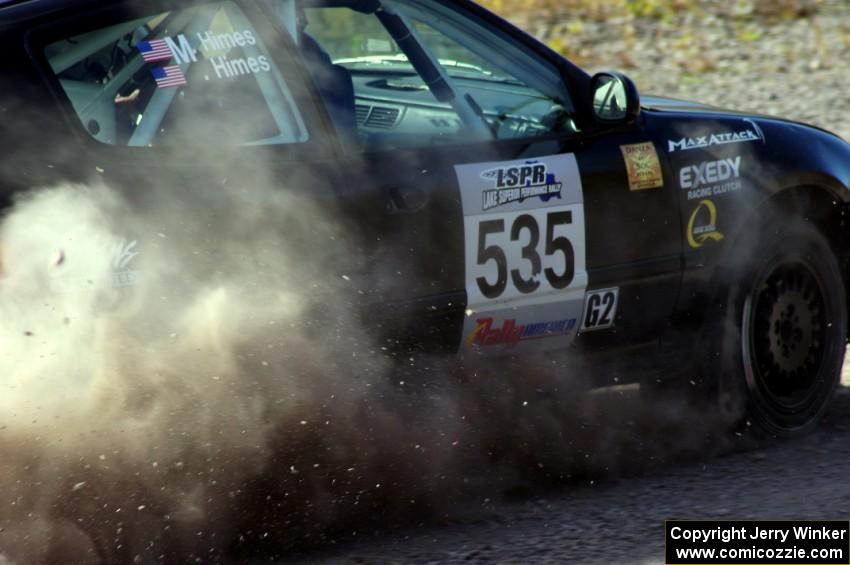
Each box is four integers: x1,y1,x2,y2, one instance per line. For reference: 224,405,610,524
455,153,587,355
464,205,586,307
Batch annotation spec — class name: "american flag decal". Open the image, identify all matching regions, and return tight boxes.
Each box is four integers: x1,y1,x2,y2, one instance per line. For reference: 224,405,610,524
151,65,187,88
137,38,173,63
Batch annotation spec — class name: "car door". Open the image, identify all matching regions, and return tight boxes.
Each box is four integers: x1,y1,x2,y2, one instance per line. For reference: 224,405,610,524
267,0,683,357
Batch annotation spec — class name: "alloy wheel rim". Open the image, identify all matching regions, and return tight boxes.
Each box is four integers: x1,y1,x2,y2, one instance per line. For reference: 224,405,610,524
744,261,828,412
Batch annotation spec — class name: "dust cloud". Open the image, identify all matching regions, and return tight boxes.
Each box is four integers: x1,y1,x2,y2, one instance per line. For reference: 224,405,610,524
0,175,730,564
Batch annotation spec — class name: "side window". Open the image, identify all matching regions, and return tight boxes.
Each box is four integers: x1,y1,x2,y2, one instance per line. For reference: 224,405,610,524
405,14,577,140
45,1,308,147
298,6,459,149
275,0,576,151
302,9,402,64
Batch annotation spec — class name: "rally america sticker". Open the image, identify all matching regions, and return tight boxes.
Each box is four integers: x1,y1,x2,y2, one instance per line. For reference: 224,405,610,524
455,154,587,356
466,313,578,351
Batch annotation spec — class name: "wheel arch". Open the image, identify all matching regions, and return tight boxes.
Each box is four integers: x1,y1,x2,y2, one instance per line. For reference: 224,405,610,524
687,184,850,435
752,184,850,341
690,182,850,351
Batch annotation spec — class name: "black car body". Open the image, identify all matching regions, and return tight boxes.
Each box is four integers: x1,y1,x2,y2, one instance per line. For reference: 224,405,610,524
2,0,850,436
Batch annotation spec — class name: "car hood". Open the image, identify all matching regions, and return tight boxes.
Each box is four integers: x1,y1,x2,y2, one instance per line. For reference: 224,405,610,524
641,94,732,114
641,94,842,139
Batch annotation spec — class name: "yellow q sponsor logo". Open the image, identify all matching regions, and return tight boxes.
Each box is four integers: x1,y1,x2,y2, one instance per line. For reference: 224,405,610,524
687,199,725,249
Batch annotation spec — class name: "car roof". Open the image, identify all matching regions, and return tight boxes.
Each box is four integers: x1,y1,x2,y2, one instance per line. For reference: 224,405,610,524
0,0,135,22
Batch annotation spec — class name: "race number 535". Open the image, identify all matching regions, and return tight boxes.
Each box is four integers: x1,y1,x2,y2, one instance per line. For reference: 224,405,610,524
466,205,584,304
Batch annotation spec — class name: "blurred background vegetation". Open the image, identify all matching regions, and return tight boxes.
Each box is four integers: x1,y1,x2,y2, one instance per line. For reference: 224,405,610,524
479,0,822,22
477,0,827,67
472,0,850,137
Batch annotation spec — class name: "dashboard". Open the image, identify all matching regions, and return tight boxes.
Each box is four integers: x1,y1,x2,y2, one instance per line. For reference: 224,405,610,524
348,70,573,149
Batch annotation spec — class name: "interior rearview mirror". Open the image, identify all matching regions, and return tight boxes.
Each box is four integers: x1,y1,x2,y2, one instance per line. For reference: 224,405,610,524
590,71,640,125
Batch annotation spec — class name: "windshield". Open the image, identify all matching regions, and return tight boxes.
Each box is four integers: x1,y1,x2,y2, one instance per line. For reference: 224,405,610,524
334,53,525,84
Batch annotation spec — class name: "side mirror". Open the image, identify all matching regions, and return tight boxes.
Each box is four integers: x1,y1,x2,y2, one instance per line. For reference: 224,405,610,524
590,71,640,125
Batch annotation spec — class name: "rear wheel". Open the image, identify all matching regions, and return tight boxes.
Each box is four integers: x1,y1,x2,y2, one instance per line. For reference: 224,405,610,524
723,221,846,436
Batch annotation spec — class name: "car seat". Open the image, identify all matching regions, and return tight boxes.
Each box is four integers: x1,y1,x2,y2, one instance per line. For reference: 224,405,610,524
300,32,357,143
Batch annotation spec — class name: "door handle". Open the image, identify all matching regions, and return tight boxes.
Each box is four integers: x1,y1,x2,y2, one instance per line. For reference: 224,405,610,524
387,186,429,214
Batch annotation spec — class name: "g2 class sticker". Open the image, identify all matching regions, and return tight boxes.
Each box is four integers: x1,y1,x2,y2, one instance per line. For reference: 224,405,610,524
687,199,724,249
620,142,663,191
455,154,587,355
580,288,619,332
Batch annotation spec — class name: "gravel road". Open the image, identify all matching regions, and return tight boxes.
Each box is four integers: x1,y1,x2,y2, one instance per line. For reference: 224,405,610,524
275,5,850,564
283,383,850,565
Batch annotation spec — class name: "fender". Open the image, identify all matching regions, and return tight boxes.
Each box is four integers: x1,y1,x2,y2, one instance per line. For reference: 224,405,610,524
643,108,850,332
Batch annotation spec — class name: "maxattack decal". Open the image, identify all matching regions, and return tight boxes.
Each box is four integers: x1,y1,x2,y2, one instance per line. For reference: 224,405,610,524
478,162,562,211
455,154,587,356
467,317,577,348
680,156,742,200
668,119,765,153
687,199,724,249
620,142,664,191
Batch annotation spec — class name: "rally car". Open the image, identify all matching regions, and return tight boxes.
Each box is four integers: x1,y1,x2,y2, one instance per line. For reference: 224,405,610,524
1,0,850,437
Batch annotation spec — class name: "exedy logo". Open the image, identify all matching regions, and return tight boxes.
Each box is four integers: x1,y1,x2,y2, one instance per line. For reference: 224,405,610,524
680,157,741,189
680,156,743,200
479,161,562,211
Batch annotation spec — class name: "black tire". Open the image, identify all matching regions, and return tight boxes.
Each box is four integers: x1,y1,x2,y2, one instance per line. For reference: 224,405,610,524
717,220,847,437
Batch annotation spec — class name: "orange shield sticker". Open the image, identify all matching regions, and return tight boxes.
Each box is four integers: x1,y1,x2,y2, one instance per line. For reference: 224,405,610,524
620,142,664,191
